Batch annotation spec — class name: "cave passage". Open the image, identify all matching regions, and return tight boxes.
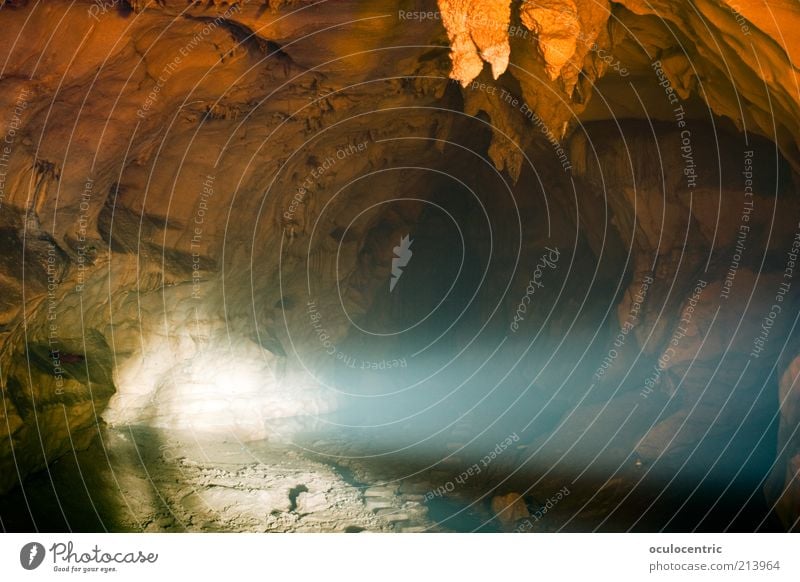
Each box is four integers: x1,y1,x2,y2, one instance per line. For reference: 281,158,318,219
1,118,791,533
1,0,799,535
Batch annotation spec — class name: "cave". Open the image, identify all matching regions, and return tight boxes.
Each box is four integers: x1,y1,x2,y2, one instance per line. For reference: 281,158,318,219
1,0,799,534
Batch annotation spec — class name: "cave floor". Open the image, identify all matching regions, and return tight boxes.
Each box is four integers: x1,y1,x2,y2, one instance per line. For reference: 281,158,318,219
0,424,424,533
0,412,784,533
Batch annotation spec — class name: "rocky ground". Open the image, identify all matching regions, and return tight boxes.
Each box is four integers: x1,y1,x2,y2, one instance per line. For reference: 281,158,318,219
0,424,430,533
0,408,784,532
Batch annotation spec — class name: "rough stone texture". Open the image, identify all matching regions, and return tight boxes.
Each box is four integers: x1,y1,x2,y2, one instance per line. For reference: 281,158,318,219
490,491,530,525
767,355,800,530
617,0,800,171
520,0,582,81
437,0,800,180
438,0,513,84
0,427,422,532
